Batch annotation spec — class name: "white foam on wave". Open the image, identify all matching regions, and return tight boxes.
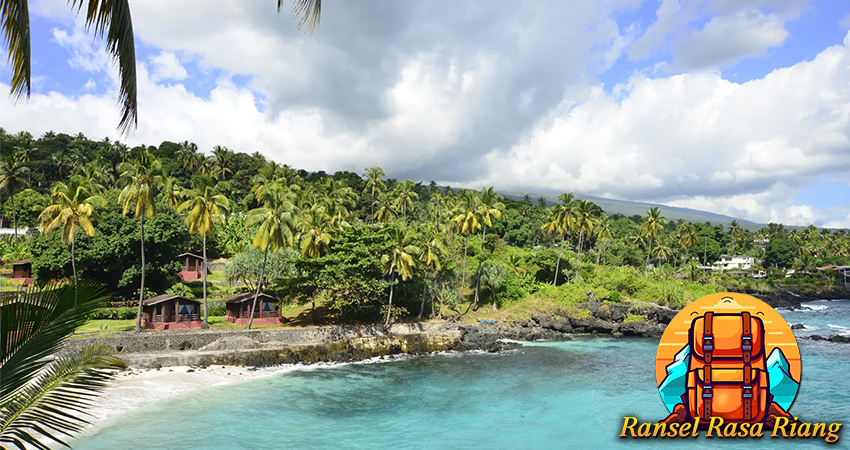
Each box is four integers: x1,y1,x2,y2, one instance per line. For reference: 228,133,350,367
801,305,828,312
828,324,850,336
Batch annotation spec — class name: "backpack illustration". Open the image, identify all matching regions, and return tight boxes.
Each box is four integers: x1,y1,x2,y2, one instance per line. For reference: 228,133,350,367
686,311,769,423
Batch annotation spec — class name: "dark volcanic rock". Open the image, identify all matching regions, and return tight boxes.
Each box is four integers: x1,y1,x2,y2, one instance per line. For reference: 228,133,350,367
791,324,805,330
807,334,850,344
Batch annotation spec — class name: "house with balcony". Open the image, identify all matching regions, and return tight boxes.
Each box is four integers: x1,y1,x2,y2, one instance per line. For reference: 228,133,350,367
177,253,206,281
712,254,755,271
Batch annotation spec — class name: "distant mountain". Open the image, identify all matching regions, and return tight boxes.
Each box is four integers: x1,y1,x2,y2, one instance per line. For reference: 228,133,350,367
499,191,764,231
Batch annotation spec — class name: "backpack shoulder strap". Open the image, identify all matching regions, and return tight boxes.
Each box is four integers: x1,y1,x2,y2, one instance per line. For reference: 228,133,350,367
742,312,753,421
703,312,714,364
703,364,712,419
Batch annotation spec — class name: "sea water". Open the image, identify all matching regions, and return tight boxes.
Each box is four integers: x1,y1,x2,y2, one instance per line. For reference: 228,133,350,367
73,301,850,450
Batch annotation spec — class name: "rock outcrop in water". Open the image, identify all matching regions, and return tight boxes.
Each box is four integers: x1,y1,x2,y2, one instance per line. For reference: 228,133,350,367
806,334,850,344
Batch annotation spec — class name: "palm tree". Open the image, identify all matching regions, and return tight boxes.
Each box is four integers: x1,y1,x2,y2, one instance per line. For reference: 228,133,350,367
160,176,185,210
381,226,419,326
641,207,667,278
480,261,507,312
0,282,126,449
77,159,115,188
178,175,230,329
117,150,163,332
245,183,297,329
417,224,446,320
299,205,333,258
373,193,397,224
0,153,29,243
540,193,575,285
3,1,323,133
362,167,386,223
322,177,355,227
472,187,504,310
451,190,481,297
177,141,200,171
39,176,107,284
729,220,745,253
211,145,234,181
677,224,698,267
572,199,601,280
594,213,613,266
393,179,419,221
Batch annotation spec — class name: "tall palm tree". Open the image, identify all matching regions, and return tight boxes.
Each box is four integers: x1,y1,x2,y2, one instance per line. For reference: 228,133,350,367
417,224,446,320
677,224,698,267
472,187,504,310
480,261,507,312
77,159,115,188
594,213,613,266
362,167,386,223
572,199,601,280
3,1,323,133
393,179,419,221
381,226,419,326
451,190,481,297
540,193,575,285
117,150,163,332
178,175,230,329
245,183,297,329
298,205,333,258
641,207,667,278
39,176,107,284
728,220,745,253
160,176,185,210
0,153,29,243
0,282,126,449
322,177,355,227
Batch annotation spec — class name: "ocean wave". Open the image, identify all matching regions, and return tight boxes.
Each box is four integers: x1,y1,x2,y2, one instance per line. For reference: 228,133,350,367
828,324,850,336
801,305,828,312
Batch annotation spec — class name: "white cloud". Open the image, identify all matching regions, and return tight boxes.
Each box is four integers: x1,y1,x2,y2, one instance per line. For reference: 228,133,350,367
474,31,850,224
148,52,188,82
672,10,788,69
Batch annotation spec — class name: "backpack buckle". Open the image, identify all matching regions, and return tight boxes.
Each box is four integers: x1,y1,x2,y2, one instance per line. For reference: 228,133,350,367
742,336,752,351
703,335,713,351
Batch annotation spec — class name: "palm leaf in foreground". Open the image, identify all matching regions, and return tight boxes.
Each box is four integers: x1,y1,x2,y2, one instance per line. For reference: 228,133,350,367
0,282,126,450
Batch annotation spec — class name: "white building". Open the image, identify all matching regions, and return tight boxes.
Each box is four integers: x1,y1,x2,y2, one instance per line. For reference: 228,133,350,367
712,254,755,271
0,227,28,236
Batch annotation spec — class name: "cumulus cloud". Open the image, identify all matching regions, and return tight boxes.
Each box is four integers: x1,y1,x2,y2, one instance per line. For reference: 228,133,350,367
474,31,850,224
149,52,188,82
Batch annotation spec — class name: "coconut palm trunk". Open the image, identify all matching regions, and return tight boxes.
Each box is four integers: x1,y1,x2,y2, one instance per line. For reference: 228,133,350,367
246,247,268,330
553,233,565,285
418,281,427,320
71,235,77,285
202,232,209,329
135,215,145,332
596,240,604,266
11,191,17,244
492,285,497,312
473,226,486,310
644,236,654,278
575,230,584,280
385,272,395,327
459,233,470,295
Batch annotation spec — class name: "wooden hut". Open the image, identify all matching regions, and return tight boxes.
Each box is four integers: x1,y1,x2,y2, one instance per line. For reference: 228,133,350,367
11,260,33,285
177,253,205,281
225,293,282,326
141,294,203,330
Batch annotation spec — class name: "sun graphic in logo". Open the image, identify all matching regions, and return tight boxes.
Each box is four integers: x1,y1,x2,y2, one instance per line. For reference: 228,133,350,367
655,292,800,426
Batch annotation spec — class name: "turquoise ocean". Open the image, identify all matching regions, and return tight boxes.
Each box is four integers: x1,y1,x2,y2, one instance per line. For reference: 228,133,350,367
74,300,850,450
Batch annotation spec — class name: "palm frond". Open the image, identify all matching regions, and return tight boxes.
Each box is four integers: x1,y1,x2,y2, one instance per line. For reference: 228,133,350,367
0,281,109,399
1,0,31,100
0,345,125,449
281,0,321,36
70,0,137,134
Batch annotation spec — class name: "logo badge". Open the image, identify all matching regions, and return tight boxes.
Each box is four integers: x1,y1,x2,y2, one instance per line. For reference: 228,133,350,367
656,292,800,427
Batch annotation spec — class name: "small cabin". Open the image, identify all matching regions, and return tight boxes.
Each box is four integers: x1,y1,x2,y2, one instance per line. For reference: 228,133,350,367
225,293,282,326
177,253,205,281
141,294,203,330
11,260,33,286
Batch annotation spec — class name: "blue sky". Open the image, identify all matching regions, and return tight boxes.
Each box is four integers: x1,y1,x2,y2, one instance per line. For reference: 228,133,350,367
4,0,850,227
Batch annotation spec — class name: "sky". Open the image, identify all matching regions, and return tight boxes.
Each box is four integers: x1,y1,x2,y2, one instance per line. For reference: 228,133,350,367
2,0,850,227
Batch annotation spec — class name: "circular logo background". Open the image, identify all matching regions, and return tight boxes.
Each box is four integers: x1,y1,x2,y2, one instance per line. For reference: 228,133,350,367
655,292,800,415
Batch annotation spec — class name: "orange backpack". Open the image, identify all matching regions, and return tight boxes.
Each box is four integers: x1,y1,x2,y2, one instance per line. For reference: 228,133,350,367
686,312,769,423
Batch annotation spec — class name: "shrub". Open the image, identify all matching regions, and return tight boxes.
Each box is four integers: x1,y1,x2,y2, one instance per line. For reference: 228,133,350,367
207,304,226,316
165,282,196,299
623,313,646,324
90,307,136,320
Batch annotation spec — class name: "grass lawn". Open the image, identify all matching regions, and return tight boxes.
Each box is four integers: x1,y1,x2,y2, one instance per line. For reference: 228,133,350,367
76,319,136,334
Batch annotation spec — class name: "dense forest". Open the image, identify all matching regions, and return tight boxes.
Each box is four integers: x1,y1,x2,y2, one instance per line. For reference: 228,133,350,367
1,129,849,326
